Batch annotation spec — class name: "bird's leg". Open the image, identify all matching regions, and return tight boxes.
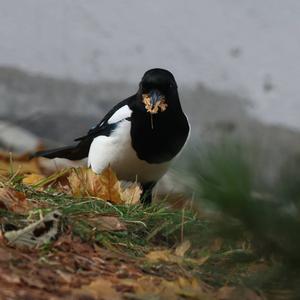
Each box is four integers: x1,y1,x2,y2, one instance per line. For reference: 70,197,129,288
141,181,156,206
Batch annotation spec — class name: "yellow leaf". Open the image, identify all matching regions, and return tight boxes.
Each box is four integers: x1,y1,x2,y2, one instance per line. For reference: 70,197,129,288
0,152,42,176
146,247,210,266
100,166,122,203
217,286,263,300
0,160,41,176
67,166,142,204
123,276,213,300
142,94,168,114
81,215,127,231
74,278,122,300
175,240,191,257
22,173,46,186
68,166,123,204
146,249,182,264
120,181,142,205
0,187,33,213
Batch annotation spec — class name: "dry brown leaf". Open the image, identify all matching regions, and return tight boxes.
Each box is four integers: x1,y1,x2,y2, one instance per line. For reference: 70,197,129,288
146,249,181,264
0,246,13,262
210,238,223,251
142,93,168,114
22,173,46,186
67,167,141,204
0,272,21,284
175,240,191,257
84,215,127,232
0,187,33,213
99,166,123,203
55,270,73,284
120,181,142,205
74,278,122,300
196,255,210,266
67,167,94,196
217,286,264,300
0,159,42,176
0,152,42,176
68,166,122,203
175,277,213,299
146,248,209,266
22,168,71,191
123,276,213,300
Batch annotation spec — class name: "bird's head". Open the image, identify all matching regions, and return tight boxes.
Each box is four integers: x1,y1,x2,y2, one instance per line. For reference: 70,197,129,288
138,68,178,114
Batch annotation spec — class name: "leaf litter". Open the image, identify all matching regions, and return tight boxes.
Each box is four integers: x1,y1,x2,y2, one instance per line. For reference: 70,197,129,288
3,210,62,248
0,153,271,299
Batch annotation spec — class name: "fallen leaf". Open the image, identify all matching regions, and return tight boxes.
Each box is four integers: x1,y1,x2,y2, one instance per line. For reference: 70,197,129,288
22,173,46,186
142,93,168,114
21,275,47,289
210,238,223,251
90,215,127,232
196,255,210,266
175,240,191,257
74,278,122,300
0,187,33,213
67,166,121,203
0,152,42,176
0,246,13,262
99,166,123,203
67,167,141,204
146,249,184,264
55,270,73,284
0,272,21,284
146,248,210,266
120,181,142,205
217,286,264,300
123,276,213,300
26,168,70,190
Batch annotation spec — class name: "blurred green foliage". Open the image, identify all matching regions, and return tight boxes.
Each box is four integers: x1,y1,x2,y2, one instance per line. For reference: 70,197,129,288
189,140,300,264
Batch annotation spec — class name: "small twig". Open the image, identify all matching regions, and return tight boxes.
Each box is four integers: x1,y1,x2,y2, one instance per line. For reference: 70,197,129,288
126,220,147,228
150,114,154,130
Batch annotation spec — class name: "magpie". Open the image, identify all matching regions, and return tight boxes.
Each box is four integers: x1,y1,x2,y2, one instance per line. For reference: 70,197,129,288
34,68,190,205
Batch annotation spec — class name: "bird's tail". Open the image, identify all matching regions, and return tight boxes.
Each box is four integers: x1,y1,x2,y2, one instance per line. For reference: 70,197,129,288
32,145,87,161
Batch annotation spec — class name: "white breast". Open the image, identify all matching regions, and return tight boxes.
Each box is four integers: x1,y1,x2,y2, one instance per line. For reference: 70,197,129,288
88,120,170,183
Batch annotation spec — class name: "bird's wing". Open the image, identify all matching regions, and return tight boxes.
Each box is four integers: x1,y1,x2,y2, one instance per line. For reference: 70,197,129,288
74,96,134,142
33,96,135,160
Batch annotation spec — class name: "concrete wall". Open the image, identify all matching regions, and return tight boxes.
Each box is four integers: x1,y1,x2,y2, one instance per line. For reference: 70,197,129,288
0,0,299,129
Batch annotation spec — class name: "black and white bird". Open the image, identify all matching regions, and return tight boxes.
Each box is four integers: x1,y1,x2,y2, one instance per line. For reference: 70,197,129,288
34,68,190,204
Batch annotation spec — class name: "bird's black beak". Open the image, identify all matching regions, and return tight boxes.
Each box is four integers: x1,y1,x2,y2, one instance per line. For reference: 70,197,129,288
149,90,163,106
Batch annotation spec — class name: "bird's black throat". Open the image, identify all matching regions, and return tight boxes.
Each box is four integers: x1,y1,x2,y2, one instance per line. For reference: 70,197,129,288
129,95,189,164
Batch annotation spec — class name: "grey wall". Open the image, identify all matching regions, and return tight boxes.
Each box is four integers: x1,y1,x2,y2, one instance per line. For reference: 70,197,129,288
0,1,299,129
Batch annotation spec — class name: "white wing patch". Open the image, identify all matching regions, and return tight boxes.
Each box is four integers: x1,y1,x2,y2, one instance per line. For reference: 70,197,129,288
108,105,132,124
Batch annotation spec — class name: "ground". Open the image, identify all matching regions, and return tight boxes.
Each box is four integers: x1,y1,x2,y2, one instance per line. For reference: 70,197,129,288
0,154,295,300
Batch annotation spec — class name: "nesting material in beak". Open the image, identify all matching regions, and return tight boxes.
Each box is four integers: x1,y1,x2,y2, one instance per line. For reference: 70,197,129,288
142,92,168,114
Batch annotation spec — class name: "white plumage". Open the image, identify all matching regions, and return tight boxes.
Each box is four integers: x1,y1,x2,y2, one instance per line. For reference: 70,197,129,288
88,115,170,183
107,105,132,124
